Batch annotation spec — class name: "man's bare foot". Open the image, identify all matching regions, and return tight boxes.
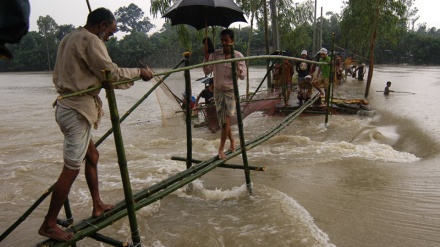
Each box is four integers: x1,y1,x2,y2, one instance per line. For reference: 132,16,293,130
92,202,114,218
218,149,227,159
38,225,73,242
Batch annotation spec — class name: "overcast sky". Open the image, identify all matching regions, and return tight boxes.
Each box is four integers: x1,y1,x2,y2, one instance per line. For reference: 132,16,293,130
28,0,439,36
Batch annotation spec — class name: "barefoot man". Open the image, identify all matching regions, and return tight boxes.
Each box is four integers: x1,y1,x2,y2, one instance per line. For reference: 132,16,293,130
203,29,247,159
311,47,331,103
38,8,153,241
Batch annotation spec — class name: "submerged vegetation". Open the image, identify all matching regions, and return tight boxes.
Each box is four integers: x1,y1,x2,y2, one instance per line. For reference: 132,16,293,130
1,1,439,72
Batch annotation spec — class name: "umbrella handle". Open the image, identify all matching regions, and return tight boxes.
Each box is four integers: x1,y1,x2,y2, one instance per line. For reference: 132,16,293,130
86,0,91,12
204,12,208,42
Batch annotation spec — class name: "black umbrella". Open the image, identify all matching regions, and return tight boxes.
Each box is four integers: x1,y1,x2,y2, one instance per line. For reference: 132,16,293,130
162,0,247,30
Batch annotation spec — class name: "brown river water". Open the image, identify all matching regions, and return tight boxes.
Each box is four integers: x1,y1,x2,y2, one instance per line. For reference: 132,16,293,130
0,65,439,247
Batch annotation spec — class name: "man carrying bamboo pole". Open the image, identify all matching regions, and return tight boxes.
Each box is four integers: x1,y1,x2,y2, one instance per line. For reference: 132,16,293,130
38,8,153,242
203,29,247,159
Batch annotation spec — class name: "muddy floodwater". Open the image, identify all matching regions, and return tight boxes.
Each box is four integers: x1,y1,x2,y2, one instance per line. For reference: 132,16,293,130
1,65,439,247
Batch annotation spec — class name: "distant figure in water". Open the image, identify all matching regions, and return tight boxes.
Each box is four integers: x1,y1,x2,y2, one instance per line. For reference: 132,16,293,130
384,81,394,95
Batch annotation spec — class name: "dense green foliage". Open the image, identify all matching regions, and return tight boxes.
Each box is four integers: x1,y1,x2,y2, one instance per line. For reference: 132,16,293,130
1,2,439,72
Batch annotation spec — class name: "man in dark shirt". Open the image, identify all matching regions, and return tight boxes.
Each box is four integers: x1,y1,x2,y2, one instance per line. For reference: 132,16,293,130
194,78,214,108
296,50,311,83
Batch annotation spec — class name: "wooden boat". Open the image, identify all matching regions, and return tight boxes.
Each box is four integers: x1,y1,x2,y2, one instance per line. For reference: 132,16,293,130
196,91,373,133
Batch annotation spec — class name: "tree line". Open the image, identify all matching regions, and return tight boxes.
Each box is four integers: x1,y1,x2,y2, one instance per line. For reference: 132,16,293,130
1,1,439,72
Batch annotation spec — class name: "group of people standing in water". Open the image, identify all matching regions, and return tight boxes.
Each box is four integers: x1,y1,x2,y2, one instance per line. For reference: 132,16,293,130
271,48,366,105
271,47,331,105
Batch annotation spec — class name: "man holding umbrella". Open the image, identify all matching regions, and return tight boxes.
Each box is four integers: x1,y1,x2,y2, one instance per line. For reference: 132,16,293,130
203,29,246,159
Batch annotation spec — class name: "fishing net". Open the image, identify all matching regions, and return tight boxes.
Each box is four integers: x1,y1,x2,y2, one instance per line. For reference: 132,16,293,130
153,74,185,125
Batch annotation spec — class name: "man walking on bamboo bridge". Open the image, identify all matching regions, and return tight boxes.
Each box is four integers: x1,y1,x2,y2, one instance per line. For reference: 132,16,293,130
203,29,247,159
38,8,153,242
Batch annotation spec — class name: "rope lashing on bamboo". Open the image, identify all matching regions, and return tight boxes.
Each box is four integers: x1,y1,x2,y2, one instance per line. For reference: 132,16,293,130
84,221,99,230
131,227,141,245
170,54,328,77
56,78,139,100
57,55,329,100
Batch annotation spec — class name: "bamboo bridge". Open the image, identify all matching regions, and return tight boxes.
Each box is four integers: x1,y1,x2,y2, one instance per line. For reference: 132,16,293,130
0,47,330,246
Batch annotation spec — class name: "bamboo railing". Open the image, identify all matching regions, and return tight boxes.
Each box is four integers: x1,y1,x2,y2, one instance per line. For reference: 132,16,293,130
230,44,253,194
38,92,318,247
2,52,326,247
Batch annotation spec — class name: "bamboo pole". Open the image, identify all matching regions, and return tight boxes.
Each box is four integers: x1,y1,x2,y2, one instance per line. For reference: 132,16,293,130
57,55,327,101
376,90,415,94
56,78,138,100
325,33,336,125
263,0,271,89
63,199,73,225
230,45,253,194
101,69,141,246
171,156,266,171
364,0,380,98
330,33,336,106
248,60,277,101
62,198,76,247
89,232,128,247
183,52,192,169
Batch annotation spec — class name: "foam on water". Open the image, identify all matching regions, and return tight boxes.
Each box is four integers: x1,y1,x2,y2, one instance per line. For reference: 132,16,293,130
255,133,420,164
175,180,248,202
170,182,336,247
352,125,400,145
